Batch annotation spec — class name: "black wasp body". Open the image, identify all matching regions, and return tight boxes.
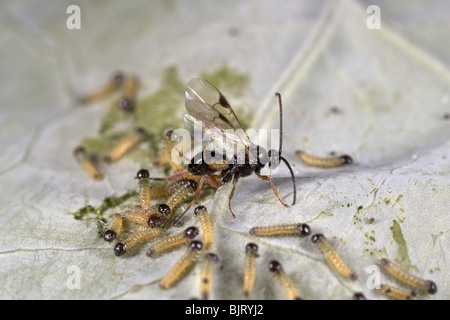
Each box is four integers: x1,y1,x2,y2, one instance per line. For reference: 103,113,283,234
169,78,296,221
188,146,279,184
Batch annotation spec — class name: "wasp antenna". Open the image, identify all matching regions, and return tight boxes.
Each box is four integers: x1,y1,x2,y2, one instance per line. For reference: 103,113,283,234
280,156,296,206
275,92,283,157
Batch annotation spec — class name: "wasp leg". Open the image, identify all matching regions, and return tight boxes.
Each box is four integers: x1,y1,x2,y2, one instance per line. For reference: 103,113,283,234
165,172,222,226
172,176,205,226
255,172,289,208
205,175,222,188
148,170,200,185
163,169,199,182
227,177,239,218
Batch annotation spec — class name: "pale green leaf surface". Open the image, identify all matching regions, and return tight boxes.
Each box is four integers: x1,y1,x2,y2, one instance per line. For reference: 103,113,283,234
0,0,448,299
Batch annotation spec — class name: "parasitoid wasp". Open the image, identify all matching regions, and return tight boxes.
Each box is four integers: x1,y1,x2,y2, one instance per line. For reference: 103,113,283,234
162,78,297,223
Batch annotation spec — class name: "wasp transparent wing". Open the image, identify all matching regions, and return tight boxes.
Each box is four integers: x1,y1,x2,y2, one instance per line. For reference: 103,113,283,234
185,78,234,128
184,113,247,163
186,78,251,139
185,78,252,163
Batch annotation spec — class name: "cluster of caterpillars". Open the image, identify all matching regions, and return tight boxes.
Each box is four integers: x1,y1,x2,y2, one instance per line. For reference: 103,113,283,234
104,197,438,300
78,71,139,111
74,127,149,181
376,258,437,300
99,165,350,299
74,71,145,181
245,223,437,300
75,72,437,299
91,133,359,298
102,168,220,296
244,223,354,299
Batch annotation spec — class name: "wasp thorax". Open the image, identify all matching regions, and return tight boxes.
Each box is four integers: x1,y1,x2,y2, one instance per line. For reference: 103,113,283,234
188,151,220,176
188,162,206,176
